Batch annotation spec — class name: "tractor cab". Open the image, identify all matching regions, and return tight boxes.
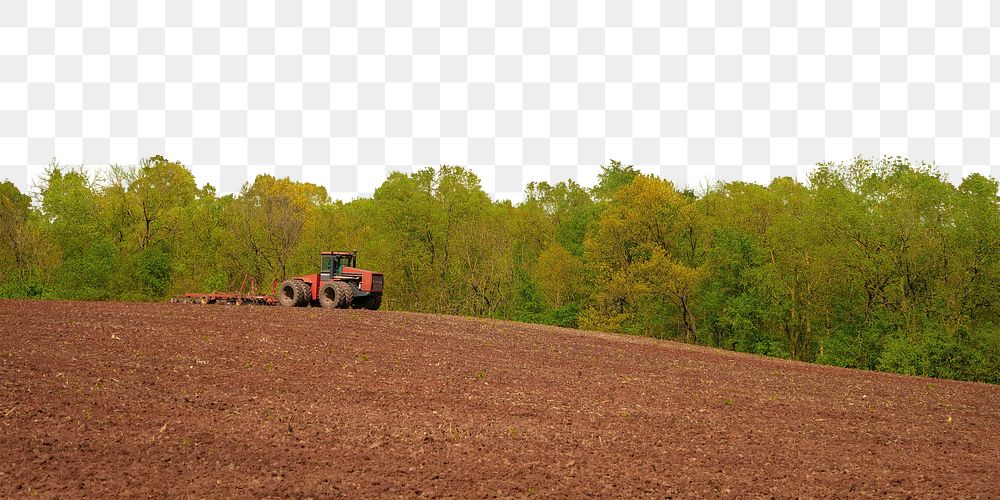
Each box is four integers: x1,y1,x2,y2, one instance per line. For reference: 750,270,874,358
320,251,357,279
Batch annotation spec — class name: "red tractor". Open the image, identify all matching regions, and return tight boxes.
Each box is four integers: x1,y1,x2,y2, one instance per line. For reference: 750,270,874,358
277,251,384,310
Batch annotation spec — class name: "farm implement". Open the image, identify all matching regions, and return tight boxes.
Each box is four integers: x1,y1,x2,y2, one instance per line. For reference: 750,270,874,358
170,274,278,305
171,251,384,310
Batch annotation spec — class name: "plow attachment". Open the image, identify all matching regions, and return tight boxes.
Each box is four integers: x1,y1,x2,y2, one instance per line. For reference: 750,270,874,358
171,275,278,306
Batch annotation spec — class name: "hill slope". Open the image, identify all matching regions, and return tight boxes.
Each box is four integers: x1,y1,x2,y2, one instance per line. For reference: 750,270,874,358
1,300,997,497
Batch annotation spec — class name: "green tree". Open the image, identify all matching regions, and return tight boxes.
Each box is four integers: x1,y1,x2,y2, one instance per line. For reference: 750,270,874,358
222,174,329,282
534,242,584,309
129,156,198,251
371,165,506,315
590,159,641,202
0,181,50,293
582,174,695,337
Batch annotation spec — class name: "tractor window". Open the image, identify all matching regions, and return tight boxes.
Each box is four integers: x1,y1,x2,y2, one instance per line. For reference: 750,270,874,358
333,255,351,274
322,255,333,274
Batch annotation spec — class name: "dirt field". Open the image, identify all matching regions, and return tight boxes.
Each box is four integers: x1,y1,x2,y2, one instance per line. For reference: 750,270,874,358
1,300,998,497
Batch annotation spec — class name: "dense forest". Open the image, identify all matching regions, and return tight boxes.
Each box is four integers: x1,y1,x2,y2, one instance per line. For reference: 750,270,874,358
2,156,998,383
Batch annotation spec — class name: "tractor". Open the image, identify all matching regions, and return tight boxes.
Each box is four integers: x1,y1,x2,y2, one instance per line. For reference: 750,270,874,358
277,251,384,310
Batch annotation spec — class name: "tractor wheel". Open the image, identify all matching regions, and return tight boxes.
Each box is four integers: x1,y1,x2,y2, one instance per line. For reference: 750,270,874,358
278,280,304,307
319,283,339,309
332,281,354,309
364,293,382,311
293,280,311,307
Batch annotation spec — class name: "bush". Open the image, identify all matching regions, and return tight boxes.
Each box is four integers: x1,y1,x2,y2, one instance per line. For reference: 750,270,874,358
202,272,229,293
877,334,922,376
134,248,173,299
511,304,581,329
817,321,889,371
876,326,997,383
921,328,992,383
50,242,118,300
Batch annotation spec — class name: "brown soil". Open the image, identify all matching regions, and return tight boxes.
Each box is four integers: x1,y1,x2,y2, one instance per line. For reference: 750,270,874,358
1,299,997,497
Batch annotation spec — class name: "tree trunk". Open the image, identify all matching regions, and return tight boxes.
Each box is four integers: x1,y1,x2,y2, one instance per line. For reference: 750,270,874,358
680,296,697,343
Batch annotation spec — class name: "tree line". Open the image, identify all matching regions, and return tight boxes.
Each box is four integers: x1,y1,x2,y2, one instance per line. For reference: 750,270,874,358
1,156,997,383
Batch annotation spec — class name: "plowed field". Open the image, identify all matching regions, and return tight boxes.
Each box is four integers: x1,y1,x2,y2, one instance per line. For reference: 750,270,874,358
1,300,997,497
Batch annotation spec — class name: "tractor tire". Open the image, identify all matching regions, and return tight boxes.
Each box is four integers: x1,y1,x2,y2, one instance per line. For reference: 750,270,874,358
364,292,382,311
278,279,306,307
319,282,339,309
332,281,354,309
293,280,311,306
